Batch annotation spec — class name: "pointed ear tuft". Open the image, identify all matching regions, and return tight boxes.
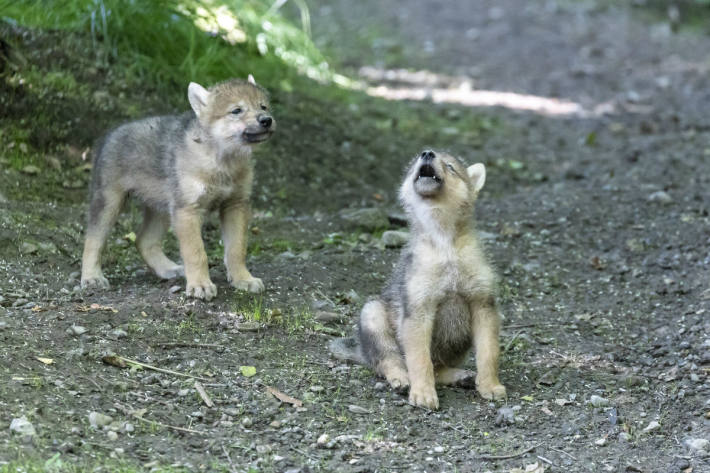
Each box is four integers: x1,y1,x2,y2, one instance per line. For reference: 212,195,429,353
467,163,486,193
247,74,256,85
187,82,209,118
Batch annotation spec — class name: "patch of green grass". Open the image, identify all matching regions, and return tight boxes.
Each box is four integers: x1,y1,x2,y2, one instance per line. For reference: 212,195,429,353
0,0,340,95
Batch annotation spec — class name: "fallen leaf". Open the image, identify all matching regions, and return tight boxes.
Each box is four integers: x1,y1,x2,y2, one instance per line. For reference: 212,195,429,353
510,462,545,473
590,256,605,270
102,355,127,368
77,304,118,313
266,385,303,407
36,357,54,365
240,366,257,377
521,395,534,402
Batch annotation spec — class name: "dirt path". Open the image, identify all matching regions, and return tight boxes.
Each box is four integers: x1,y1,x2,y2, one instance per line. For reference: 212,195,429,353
2,1,710,472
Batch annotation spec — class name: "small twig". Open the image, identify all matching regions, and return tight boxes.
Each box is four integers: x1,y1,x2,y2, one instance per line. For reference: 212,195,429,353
222,445,236,473
503,330,523,354
194,381,214,408
116,402,206,435
476,443,542,460
503,322,576,329
104,355,208,381
132,412,206,435
79,375,103,392
156,342,225,350
549,446,577,461
537,455,554,465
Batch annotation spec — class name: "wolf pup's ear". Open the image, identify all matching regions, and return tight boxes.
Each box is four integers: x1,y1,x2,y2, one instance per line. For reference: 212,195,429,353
188,82,210,118
467,163,486,193
247,74,257,85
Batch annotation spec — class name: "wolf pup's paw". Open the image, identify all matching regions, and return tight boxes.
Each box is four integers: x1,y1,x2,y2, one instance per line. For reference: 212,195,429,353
385,372,410,392
408,384,439,410
477,382,507,400
186,279,217,300
81,275,110,290
231,276,265,293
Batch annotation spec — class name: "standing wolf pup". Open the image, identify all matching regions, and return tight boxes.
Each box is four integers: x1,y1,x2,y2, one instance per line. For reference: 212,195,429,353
330,150,506,409
81,76,275,300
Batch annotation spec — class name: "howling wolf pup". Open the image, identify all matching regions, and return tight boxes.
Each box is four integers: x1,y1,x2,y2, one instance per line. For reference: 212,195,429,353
81,76,275,300
330,150,506,409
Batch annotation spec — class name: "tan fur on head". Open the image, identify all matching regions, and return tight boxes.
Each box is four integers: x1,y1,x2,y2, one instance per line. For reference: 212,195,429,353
399,150,485,243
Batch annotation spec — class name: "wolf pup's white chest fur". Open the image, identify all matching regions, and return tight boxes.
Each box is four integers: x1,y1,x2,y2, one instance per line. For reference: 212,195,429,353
330,150,506,409
81,76,275,300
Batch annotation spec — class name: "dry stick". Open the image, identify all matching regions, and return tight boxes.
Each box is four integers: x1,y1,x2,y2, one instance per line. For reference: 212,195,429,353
549,446,578,461
503,330,524,354
222,445,236,473
115,355,209,381
156,342,225,350
503,322,576,329
131,412,206,436
115,402,206,436
194,381,214,408
476,443,542,460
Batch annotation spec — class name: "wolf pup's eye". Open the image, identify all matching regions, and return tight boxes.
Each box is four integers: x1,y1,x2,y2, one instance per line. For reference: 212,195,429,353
260,105,268,111
446,163,455,171
231,107,243,115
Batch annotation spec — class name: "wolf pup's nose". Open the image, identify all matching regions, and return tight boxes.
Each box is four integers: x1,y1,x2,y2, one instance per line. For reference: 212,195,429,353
258,115,273,128
421,150,435,161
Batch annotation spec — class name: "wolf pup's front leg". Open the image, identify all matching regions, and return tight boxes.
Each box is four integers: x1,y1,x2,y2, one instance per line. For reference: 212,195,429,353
220,199,264,293
172,207,217,300
471,300,506,400
400,304,439,409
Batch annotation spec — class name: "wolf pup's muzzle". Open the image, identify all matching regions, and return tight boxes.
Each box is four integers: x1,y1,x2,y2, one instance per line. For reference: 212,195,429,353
243,113,275,143
413,150,443,197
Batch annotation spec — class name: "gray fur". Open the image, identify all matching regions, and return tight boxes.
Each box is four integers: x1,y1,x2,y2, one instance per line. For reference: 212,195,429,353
81,78,275,298
329,150,506,407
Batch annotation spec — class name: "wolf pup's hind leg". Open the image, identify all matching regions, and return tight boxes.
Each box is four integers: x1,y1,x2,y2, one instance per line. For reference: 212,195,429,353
359,300,410,390
81,185,126,289
136,206,184,279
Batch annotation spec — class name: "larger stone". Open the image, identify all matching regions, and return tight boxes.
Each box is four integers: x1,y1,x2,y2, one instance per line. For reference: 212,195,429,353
340,208,389,231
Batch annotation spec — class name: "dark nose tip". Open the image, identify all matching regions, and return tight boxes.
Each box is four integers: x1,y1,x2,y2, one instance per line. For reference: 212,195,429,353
259,115,273,128
421,150,435,161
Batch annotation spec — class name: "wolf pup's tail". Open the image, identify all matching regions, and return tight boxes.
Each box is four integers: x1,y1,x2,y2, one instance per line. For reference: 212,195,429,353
328,337,365,364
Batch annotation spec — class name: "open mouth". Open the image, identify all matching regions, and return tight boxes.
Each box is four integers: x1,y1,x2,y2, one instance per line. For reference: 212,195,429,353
413,163,442,196
243,129,273,143
416,164,440,182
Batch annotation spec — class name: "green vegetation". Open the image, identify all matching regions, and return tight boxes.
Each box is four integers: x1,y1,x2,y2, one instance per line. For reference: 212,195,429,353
0,0,337,94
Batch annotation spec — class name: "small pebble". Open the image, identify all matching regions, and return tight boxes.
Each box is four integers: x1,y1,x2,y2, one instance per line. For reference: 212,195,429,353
348,405,370,414
88,412,113,429
241,417,253,428
594,437,607,446
642,420,660,433
588,395,610,407
381,230,410,248
685,438,709,452
10,416,36,436
69,325,88,336
647,190,672,205
106,431,118,441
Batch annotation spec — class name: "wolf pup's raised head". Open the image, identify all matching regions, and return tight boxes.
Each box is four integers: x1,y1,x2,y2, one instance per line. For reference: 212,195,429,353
187,75,275,150
400,150,486,232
